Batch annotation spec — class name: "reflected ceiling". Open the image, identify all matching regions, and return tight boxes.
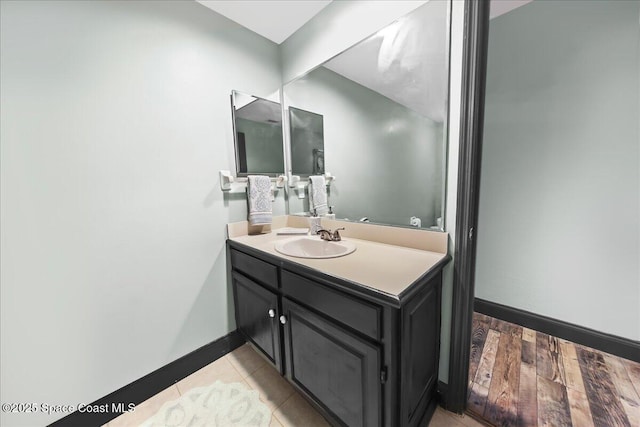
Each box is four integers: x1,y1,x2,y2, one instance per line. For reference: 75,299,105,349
323,0,447,122
235,99,282,124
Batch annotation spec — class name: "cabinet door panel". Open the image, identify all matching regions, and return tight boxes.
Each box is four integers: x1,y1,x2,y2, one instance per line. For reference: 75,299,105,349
233,271,281,370
401,276,441,426
282,298,381,427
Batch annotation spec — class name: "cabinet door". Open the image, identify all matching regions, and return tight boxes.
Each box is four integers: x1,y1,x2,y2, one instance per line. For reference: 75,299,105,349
282,298,381,427
232,271,282,371
401,277,441,427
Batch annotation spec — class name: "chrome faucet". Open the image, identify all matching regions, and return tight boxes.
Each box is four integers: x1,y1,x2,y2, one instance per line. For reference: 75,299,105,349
316,228,345,242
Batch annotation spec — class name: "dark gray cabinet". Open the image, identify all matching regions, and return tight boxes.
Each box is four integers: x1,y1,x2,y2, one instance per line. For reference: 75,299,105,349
232,271,282,371
229,242,449,427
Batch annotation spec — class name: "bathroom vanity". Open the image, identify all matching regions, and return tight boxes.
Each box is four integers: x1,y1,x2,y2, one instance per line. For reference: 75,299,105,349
227,217,450,427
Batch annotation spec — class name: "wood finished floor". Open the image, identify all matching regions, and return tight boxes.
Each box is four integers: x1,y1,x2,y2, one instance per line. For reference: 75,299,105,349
467,313,640,427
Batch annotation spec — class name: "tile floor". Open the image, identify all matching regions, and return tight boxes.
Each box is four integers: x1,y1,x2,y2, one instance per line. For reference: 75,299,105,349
105,343,485,427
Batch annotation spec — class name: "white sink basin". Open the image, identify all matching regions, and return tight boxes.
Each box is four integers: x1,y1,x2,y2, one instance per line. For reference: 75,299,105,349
274,236,357,259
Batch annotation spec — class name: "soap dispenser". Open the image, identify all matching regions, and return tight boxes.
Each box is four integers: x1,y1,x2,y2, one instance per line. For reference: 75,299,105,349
326,206,336,220
309,209,321,235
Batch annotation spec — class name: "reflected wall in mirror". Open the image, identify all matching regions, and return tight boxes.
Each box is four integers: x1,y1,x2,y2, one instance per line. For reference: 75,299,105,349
289,107,325,176
284,0,449,229
231,90,284,176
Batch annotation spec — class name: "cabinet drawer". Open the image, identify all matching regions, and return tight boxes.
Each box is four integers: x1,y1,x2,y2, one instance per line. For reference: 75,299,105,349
231,249,278,290
281,270,381,341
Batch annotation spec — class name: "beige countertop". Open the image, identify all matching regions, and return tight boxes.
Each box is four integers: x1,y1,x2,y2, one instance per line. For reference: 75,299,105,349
228,217,449,298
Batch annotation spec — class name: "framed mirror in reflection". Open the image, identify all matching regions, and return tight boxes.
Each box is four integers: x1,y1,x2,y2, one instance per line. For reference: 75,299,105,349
289,107,325,176
283,0,449,230
231,90,285,177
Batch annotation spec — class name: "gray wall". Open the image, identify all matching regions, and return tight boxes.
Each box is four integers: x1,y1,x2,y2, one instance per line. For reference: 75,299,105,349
476,0,640,340
285,66,444,228
0,1,283,425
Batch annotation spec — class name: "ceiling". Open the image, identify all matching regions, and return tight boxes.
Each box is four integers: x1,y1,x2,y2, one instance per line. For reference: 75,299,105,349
196,0,332,44
197,0,535,122
196,0,534,46
324,0,447,122
490,0,534,19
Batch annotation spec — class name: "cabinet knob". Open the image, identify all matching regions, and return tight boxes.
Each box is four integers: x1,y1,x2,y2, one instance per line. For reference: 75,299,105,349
279,315,287,325
268,309,275,318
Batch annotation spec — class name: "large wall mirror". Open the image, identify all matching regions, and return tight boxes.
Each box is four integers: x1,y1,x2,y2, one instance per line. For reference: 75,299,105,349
231,90,285,177
283,0,450,229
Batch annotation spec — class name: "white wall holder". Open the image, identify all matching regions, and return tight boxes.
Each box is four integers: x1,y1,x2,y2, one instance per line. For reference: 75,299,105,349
219,170,234,191
324,172,335,186
286,173,335,199
220,170,283,201
276,175,287,188
288,175,301,188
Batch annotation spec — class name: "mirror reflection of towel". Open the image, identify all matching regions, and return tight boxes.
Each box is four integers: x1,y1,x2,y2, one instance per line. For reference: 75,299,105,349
247,175,272,225
309,175,328,215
